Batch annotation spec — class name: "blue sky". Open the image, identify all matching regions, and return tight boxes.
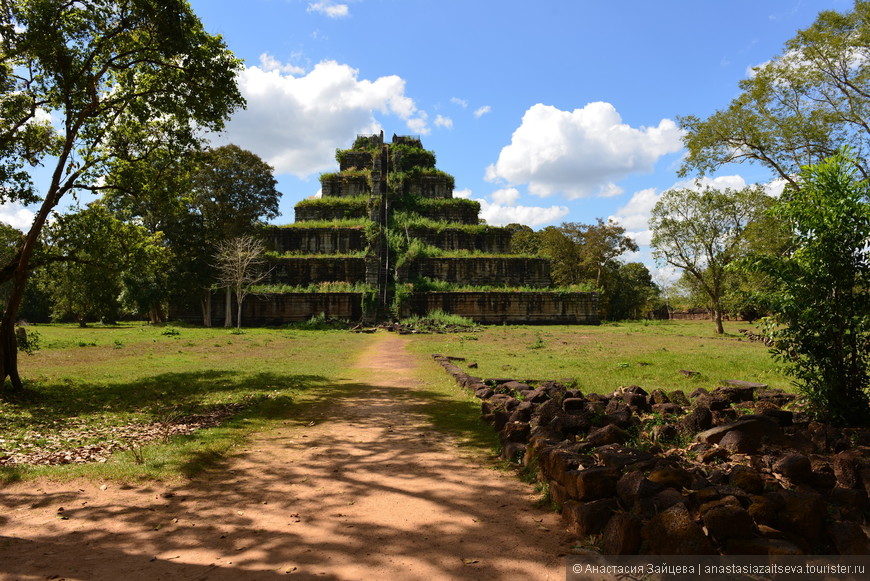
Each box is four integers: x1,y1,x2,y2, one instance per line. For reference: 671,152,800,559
3,0,853,276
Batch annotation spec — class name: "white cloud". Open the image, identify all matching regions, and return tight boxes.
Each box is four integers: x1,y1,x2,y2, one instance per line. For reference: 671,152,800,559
0,202,34,230
485,102,683,199
219,59,428,177
258,53,305,75
456,187,566,227
672,174,748,191
473,105,492,118
434,115,453,129
406,113,430,135
491,187,520,205
612,188,660,232
610,174,763,252
307,1,349,18
478,199,569,227
450,97,468,108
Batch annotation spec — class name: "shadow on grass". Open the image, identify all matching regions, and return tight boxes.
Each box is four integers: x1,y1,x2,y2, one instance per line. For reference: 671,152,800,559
2,370,329,423
0,371,332,483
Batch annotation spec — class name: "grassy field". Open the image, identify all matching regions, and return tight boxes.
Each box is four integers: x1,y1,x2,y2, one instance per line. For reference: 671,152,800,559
0,318,789,483
404,319,791,395
1,324,373,482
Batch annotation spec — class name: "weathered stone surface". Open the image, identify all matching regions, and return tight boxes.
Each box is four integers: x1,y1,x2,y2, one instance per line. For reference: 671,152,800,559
549,414,592,438
501,421,531,443
617,470,664,507
714,384,757,403
651,403,684,416
694,394,731,411
570,467,620,501
622,392,651,412
501,441,526,462
651,423,679,443
648,389,670,405
773,453,813,483
774,489,827,542
594,445,656,471
602,512,642,555
747,494,782,529
549,480,569,506
647,465,693,490
695,415,782,446
827,521,870,555
679,407,713,434
667,390,689,406
562,498,619,537
728,465,764,494
718,429,759,454
828,487,869,522
642,489,686,516
602,409,634,430
701,500,755,540
833,451,862,489
642,504,716,555
562,398,586,413
584,424,628,448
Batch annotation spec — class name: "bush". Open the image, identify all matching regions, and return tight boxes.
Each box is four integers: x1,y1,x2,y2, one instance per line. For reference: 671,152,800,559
745,150,870,426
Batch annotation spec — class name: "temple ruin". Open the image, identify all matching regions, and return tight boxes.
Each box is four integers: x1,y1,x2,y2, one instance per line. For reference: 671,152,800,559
178,132,599,325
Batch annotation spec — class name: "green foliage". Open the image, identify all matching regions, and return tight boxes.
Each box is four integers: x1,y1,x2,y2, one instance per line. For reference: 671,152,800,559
650,186,771,333
399,309,476,330
388,167,456,196
190,145,281,241
278,219,369,229
679,1,870,185
389,143,436,172
37,203,171,325
318,168,372,185
249,282,374,294
0,0,245,387
741,150,870,425
295,195,369,212
15,327,40,355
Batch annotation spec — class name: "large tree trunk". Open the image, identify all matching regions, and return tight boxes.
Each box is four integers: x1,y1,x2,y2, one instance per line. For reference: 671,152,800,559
714,308,725,334
0,269,30,391
224,286,232,328
200,289,212,327
236,291,243,330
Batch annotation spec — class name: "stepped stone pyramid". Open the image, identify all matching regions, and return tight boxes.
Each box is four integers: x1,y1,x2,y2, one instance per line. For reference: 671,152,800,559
181,132,599,325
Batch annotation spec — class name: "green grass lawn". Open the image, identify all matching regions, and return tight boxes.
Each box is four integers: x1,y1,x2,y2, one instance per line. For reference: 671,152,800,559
1,323,372,482
404,319,791,395
0,318,789,483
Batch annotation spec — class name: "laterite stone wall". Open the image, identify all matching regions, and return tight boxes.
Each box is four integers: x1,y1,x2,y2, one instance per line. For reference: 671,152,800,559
402,292,599,324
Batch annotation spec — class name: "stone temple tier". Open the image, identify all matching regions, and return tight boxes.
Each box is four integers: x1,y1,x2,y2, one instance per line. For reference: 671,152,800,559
174,132,599,325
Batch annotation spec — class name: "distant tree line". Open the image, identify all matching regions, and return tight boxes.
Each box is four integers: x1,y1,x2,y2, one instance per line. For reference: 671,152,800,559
506,219,659,321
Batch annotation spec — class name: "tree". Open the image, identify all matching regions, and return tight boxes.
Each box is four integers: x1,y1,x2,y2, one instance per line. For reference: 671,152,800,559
214,236,269,330
0,0,243,389
190,145,281,327
650,186,770,334
608,262,658,320
37,203,170,325
105,144,281,327
577,218,639,288
743,150,870,425
679,1,870,186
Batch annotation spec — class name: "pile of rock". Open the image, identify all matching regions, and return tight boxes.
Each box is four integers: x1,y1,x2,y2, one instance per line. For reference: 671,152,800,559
432,354,870,555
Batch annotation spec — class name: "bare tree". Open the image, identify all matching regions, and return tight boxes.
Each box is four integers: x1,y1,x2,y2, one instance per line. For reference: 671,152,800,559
214,236,270,329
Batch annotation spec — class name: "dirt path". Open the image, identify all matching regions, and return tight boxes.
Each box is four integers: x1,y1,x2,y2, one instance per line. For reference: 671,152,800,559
0,333,571,580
